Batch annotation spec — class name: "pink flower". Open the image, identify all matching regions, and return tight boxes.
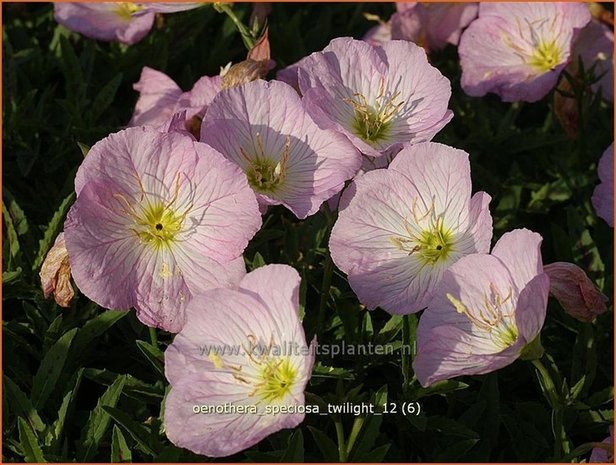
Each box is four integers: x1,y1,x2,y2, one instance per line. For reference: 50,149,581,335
296,37,453,157
592,143,614,227
164,265,315,457
414,229,550,386
130,66,222,134
572,19,614,102
201,79,361,219
391,2,478,52
329,142,492,315
64,127,261,333
54,3,201,45
590,426,614,463
459,3,591,102
544,262,608,322
39,233,74,308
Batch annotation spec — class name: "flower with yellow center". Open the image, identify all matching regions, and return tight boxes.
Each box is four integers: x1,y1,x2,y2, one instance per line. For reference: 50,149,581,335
163,265,316,458
459,3,591,102
330,142,493,315
64,127,262,333
414,229,550,387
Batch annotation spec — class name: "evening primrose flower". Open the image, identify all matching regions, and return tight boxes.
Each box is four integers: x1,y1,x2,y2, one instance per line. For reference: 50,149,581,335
414,229,550,387
64,127,261,333
329,142,492,315
297,37,453,157
390,2,478,52
459,3,591,102
592,143,614,227
201,79,361,219
130,67,222,136
164,265,315,457
572,19,614,102
54,3,201,45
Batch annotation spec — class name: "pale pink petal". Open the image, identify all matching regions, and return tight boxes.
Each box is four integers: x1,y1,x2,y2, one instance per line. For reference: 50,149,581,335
491,228,544,293
130,67,183,127
592,143,614,227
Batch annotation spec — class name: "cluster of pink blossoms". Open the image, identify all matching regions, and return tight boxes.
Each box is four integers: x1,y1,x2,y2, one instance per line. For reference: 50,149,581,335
43,2,613,458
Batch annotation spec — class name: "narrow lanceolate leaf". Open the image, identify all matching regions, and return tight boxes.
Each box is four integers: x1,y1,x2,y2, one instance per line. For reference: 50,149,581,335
78,375,127,461
3,201,21,270
111,425,132,463
90,73,123,122
3,376,45,432
18,417,46,463
135,340,164,378
66,311,128,370
102,406,159,456
32,191,75,271
46,369,83,450
31,328,78,409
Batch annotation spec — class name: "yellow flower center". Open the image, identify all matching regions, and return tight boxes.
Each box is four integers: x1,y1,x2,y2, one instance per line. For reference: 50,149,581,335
446,283,519,350
241,133,290,194
114,2,143,21
134,202,186,247
347,78,404,144
528,40,562,72
391,215,454,265
253,358,297,403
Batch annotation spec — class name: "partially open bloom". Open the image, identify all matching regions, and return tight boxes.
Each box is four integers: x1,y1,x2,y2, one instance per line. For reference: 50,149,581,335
414,229,550,386
201,79,361,219
391,2,478,52
297,37,453,157
39,233,74,308
590,426,614,463
164,265,315,457
54,3,201,45
572,19,614,102
592,143,614,227
64,127,261,333
329,142,492,315
130,66,221,137
544,262,608,322
459,3,591,102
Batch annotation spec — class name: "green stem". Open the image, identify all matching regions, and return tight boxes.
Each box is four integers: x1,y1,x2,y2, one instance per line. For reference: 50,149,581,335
334,418,347,462
149,327,158,347
532,358,567,459
346,416,365,458
213,3,255,49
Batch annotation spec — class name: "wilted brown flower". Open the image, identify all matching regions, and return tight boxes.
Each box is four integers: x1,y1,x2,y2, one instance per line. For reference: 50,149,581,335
39,232,74,308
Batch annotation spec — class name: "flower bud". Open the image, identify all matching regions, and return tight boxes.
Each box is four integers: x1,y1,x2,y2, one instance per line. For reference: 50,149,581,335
544,262,608,322
39,233,74,308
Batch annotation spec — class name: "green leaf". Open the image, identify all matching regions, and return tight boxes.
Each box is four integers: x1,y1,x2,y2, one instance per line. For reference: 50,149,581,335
102,406,159,456
111,425,132,463
46,369,83,450
66,310,128,370
281,429,304,462
3,201,21,270
58,36,84,97
78,375,127,461
18,417,46,463
308,426,338,462
361,444,390,462
90,73,123,122
31,328,78,409
32,192,75,271
135,340,164,378
3,376,45,433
